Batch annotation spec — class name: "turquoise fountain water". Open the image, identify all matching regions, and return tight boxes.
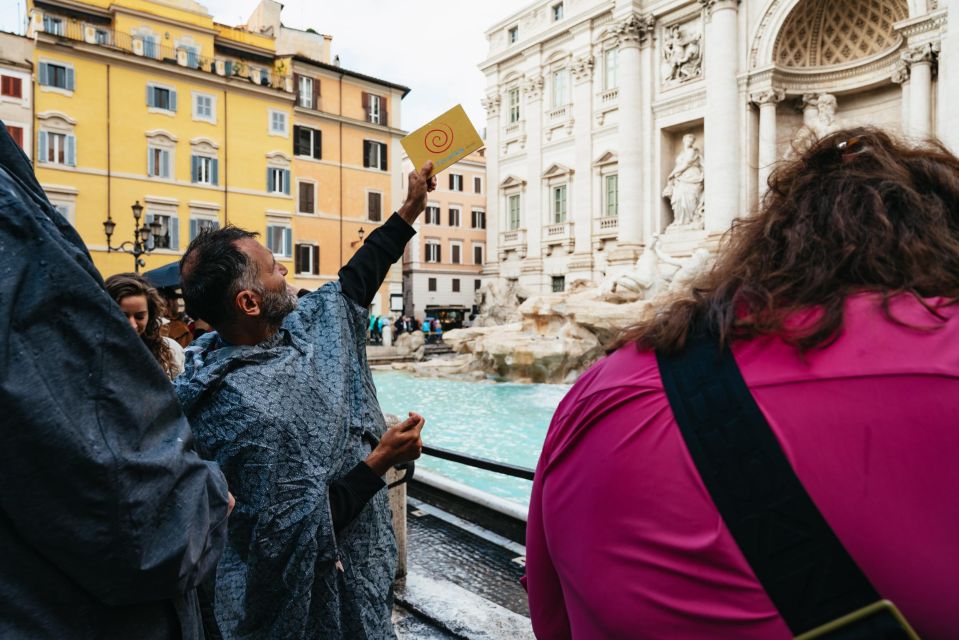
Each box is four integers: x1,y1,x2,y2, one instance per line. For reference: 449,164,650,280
372,371,569,507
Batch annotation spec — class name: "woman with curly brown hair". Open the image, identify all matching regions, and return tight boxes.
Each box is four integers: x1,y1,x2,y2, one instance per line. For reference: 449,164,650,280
106,272,185,379
525,128,959,639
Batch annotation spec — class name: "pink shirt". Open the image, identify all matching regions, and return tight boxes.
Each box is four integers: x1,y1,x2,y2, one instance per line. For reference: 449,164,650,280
525,294,959,639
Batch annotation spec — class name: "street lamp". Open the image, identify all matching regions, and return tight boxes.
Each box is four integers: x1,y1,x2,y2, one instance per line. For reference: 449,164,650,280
350,227,366,248
103,200,163,273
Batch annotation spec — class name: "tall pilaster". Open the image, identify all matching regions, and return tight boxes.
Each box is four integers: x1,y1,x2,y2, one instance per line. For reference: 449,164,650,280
607,13,654,269
891,60,911,130
482,92,501,277
570,53,595,276
939,0,959,152
902,42,939,139
751,88,784,199
700,0,741,235
523,73,545,279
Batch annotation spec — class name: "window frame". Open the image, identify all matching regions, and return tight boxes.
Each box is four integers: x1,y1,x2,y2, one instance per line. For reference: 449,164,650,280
604,47,619,91
473,243,484,266
507,26,518,44
367,190,383,222
267,166,291,195
268,109,289,137
147,145,172,179
471,209,486,229
298,75,314,109
425,205,441,225
425,240,441,264
508,87,520,124
448,207,460,227
298,179,317,214
552,2,564,21
266,223,293,258
449,241,462,265
294,242,320,275
605,173,619,217
552,184,568,223
508,194,521,231
146,83,177,113
192,92,216,123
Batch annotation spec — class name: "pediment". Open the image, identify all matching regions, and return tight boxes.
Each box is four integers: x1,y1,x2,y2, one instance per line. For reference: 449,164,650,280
593,151,617,166
542,163,573,179
499,174,527,189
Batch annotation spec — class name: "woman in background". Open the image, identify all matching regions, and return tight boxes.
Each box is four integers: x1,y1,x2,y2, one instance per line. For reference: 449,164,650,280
106,272,185,379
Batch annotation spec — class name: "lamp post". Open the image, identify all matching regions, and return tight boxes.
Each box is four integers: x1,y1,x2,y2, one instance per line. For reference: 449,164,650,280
350,227,366,249
103,200,163,273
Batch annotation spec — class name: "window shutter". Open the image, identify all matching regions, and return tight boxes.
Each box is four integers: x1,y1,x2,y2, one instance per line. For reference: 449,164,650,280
293,72,300,104
283,228,292,257
313,130,322,160
148,148,155,176
362,92,370,121
225,61,233,76
266,226,275,252
211,158,218,185
282,169,290,195
170,216,179,251
312,245,319,275
294,242,302,273
362,140,371,168
381,96,388,126
191,155,198,182
449,174,454,190
293,125,302,155
66,135,76,166
160,149,169,177
65,67,75,91
170,89,177,112
437,245,442,263
38,62,48,86
306,184,314,212
37,131,47,163
146,214,155,250
190,218,198,240
379,143,387,171
146,85,154,107
312,79,320,106
266,167,272,191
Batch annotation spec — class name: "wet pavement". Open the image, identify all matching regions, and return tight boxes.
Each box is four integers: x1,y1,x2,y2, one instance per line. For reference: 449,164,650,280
407,507,529,617
393,604,459,639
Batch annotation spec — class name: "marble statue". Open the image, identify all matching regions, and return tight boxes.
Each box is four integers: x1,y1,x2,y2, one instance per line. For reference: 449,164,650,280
662,24,703,85
663,134,705,228
789,93,840,157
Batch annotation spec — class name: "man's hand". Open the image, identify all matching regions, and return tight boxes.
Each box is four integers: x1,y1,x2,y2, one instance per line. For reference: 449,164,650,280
227,491,236,516
397,162,437,225
365,412,425,476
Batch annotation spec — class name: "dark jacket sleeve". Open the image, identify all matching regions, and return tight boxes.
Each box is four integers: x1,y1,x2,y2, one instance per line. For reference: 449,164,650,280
330,462,386,534
339,213,415,307
0,127,230,607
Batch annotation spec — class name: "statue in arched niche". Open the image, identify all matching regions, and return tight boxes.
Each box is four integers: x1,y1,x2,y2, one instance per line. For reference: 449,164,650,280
662,134,705,229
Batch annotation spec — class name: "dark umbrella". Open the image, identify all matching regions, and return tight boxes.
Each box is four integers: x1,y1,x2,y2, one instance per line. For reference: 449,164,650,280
143,261,180,289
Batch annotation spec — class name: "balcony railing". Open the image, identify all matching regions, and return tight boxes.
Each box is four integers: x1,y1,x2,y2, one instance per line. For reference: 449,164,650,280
600,88,619,104
500,228,527,246
547,104,570,121
595,215,618,237
33,13,291,92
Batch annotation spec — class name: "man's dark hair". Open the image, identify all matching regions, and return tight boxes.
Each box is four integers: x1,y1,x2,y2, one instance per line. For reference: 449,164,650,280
180,225,259,328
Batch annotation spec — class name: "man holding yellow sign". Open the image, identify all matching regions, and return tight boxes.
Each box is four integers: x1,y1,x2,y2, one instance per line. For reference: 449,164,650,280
402,104,485,178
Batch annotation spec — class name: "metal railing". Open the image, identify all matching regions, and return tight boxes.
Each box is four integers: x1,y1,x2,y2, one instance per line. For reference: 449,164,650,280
422,445,535,481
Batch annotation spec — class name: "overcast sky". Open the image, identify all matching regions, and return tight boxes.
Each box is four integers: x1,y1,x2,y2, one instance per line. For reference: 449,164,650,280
1,0,525,132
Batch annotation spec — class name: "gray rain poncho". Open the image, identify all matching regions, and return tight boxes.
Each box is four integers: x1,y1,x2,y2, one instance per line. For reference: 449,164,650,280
0,124,229,639
175,281,397,639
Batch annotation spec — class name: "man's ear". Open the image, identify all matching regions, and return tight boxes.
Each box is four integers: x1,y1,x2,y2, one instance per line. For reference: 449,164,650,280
235,289,261,318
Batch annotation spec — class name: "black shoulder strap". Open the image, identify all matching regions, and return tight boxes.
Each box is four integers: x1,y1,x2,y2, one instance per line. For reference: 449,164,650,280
656,331,899,637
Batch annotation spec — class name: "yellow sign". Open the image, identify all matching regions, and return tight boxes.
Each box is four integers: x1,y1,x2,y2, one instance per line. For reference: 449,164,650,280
401,104,484,177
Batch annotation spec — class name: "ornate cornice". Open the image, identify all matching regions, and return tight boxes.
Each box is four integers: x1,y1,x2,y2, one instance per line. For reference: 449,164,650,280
570,54,594,82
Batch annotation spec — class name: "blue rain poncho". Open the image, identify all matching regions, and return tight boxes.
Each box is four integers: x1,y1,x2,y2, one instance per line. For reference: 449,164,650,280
175,282,397,639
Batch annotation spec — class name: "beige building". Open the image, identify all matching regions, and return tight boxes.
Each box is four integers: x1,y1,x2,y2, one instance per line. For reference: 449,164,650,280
402,148,487,322
0,32,34,159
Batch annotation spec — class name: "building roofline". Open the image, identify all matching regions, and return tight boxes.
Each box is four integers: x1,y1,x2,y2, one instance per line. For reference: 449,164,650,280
289,54,410,97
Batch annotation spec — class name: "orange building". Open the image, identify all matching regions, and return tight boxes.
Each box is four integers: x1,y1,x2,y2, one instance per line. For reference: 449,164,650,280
402,148,487,322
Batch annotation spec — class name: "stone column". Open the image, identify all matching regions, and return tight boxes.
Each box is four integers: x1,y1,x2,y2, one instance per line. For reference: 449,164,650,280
523,74,545,285
570,53,594,276
902,43,939,139
891,60,911,130
700,0,741,235
606,13,653,269
939,0,959,152
751,88,784,199
482,92,501,277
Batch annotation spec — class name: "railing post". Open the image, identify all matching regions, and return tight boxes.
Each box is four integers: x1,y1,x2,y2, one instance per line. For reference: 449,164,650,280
384,414,408,578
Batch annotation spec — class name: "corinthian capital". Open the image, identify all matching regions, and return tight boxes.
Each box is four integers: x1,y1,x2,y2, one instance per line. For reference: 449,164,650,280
750,87,785,106
901,41,940,66
523,75,544,102
613,13,655,48
699,0,740,20
890,59,910,84
570,54,594,82
481,93,501,116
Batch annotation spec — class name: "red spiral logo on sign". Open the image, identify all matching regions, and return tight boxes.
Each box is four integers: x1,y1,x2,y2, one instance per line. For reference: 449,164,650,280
424,124,454,153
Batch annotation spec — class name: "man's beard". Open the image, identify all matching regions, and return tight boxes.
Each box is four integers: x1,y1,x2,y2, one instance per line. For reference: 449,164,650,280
260,285,298,327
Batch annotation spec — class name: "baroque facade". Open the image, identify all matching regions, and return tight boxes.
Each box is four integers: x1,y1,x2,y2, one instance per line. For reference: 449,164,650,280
481,0,955,293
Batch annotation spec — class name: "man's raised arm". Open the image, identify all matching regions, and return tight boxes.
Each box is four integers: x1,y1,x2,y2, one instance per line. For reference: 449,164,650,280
338,161,436,307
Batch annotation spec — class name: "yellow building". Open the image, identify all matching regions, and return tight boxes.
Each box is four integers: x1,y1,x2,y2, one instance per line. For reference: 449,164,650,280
26,0,411,317
244,0,410,316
